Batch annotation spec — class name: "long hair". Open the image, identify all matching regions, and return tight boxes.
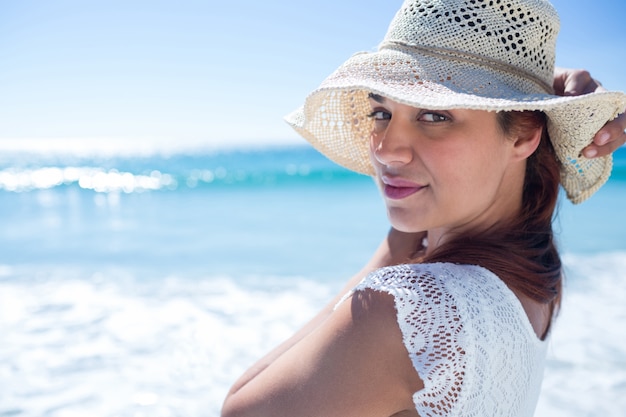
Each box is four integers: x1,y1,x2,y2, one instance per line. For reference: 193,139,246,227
421,110,562,328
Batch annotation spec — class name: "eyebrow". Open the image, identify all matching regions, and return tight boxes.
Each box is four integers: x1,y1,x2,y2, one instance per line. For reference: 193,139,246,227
367,92,385,103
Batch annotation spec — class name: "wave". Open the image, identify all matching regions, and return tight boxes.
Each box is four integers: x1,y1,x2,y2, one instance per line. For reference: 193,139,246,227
1,252,625,416
0,146,365,193
1,145,624,194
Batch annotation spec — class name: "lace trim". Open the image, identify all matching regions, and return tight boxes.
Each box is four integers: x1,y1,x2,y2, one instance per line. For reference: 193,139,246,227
337,262,548,417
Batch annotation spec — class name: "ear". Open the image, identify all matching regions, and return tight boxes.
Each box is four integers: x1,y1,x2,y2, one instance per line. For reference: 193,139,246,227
510,125,542,161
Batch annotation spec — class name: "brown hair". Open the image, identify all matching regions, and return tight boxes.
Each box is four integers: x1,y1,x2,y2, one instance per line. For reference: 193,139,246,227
421,110,562,323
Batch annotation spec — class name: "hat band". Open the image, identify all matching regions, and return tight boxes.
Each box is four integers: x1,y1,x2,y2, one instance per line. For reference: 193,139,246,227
379,40,554,95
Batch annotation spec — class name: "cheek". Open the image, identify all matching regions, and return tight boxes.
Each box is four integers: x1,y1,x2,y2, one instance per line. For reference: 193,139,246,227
455,156,511,210
368,131,381,156
428,146,502,196
368,132,385,176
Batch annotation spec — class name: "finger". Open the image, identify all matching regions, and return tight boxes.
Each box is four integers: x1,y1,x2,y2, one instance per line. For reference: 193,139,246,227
552,68,567,96
597,113,626,144
583,139,623,158
562,69,596,96
582,113,626,158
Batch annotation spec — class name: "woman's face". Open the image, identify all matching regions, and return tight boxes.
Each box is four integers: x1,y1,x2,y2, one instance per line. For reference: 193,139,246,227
368,94,526,247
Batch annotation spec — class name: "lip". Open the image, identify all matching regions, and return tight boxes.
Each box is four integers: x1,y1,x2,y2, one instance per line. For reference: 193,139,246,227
382,175,426,200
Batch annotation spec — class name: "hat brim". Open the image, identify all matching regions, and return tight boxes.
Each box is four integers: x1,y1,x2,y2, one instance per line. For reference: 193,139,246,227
286,48,626,203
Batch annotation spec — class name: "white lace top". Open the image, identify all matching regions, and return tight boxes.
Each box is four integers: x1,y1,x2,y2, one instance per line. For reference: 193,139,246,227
338,262,548,417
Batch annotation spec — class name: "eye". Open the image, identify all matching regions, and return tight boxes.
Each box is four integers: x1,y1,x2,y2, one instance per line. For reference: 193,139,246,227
367,110,391,121
419,112,449,122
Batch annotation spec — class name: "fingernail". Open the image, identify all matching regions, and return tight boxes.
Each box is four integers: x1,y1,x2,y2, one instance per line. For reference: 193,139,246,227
584,148,598,158
597,132,610,145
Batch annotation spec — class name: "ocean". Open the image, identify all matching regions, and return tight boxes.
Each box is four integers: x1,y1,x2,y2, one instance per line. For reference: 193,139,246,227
0,145,625,416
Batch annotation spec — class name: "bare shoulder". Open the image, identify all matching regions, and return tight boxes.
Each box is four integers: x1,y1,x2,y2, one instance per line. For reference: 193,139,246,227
348,288,405,341
316,288,425,415
341,288,425,405
222,287,423,417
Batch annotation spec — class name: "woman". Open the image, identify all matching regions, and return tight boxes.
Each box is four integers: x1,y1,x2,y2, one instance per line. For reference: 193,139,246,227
222,0,626,415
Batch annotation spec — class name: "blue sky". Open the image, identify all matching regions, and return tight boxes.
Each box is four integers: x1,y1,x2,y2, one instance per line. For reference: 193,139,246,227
0,0,624,151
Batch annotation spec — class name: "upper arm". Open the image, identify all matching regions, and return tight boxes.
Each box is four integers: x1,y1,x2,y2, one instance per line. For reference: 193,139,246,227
221,289,423,417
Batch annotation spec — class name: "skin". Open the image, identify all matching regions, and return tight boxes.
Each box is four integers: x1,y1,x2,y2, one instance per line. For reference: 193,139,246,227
554,68,626,158
367,94,550,339
222,100,541,417
367,94,538,249
221,68,625,417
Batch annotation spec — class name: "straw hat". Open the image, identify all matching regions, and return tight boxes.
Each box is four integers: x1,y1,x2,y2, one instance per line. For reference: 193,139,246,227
286,0,626,204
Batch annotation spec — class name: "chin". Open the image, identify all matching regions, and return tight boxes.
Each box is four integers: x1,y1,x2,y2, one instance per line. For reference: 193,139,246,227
388,216,425,234
393,224,424,234
387,207,428,233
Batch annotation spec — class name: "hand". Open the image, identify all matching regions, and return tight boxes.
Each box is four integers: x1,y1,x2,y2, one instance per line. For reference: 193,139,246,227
554,67,626,158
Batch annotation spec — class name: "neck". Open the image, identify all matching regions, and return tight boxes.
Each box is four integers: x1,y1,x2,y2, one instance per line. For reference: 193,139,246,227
425,162,526,256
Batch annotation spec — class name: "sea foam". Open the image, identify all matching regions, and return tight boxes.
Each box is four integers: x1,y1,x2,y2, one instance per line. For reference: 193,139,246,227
1,253,625,416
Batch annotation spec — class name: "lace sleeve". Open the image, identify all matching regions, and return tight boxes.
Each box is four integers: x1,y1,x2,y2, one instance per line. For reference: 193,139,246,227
342,262,547,417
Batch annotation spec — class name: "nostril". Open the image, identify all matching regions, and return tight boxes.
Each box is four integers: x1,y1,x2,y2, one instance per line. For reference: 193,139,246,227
372,138,414,168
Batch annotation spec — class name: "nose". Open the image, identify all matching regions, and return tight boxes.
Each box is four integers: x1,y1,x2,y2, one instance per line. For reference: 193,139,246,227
371,119,414,168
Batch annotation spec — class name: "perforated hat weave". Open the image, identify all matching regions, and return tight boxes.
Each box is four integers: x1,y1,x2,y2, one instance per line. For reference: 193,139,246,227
286,0,626,203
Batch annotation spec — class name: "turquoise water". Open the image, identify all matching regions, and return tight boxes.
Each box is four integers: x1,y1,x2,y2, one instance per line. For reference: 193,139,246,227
0,147,389,279
2,146,624,270
0,146,625,416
